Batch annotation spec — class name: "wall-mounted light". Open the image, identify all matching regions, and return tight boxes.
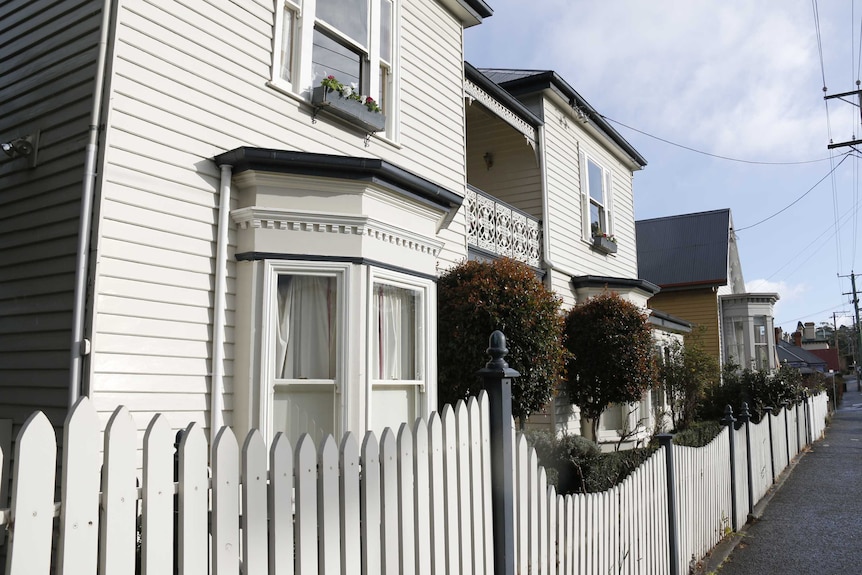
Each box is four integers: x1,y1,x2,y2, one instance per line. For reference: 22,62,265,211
483,152,494,170
2,130,39,167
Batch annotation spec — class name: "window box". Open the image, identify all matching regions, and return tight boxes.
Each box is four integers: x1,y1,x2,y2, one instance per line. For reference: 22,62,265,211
311,87,386,133
592,235,617,254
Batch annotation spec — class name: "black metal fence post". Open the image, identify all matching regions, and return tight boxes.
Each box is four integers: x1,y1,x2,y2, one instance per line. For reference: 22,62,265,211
804,396,812,445
739,403,754,519
477,331,519,575
764,406,775,483
783,400,791,466
721,405,738,531
658,434,679,575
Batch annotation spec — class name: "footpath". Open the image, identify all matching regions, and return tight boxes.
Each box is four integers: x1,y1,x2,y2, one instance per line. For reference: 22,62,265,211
707,380,862,574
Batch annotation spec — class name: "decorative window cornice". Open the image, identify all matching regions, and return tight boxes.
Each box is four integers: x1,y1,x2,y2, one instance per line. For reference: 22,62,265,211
464,78,537,146
231,207,444,256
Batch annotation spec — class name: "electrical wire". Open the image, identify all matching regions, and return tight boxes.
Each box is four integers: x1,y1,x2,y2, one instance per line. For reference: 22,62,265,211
596,114,834,165
735,153,851,231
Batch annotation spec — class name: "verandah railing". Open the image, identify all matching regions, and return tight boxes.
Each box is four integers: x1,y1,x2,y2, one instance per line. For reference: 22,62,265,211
0,333,831,575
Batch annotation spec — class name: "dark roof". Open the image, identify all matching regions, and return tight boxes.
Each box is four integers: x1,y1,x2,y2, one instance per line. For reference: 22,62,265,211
636,209,731,288
477,68,647,168
464,63,543,128
777,340,828,373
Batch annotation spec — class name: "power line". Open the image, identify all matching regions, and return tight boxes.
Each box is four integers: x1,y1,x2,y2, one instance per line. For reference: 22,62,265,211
735,153,851,231
597,114,834,165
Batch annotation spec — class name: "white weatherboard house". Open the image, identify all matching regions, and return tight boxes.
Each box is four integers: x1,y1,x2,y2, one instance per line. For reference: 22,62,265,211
1,0,675,466
1,0,491,461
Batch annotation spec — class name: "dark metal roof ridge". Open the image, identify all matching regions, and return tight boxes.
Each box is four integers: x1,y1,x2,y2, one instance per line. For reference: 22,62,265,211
464,63,543,128
214,148,463,210
479,68,647,168
570,275,660,296
635,208,731,226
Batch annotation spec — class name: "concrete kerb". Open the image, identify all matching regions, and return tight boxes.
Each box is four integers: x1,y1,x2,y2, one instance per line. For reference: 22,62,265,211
693,442,813,574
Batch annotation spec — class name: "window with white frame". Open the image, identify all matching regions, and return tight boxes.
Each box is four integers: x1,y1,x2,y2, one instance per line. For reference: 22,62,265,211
579,151,613,242
724,318,746,368
753,316,768,370
263,262,349,448
273,0,396,117
368,270,432,436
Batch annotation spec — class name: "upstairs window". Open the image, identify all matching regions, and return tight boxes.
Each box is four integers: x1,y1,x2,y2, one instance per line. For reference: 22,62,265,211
273,0,396,123
579,152,613,242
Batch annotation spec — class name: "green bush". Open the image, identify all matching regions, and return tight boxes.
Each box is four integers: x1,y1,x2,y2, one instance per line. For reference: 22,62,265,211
698,362,809,423
525,431,656,494
673,420,723,447
437,259,568,422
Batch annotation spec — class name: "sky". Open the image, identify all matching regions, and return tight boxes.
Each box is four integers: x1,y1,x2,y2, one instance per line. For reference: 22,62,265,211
465,0,862,333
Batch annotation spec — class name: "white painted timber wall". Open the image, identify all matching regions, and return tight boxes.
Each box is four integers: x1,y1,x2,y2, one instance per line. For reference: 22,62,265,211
89,0,471,439
0,393,829,575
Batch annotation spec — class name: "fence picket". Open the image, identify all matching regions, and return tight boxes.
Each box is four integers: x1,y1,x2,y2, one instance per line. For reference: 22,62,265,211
319,435,342,575
179,422,209,575
242,430,268,575
5,411,56,575
57,397,101,575
478,392,495,572
212,426,240,575
440,405,460,575
99,407,138,575
380,428,400,575
340,433,361,575
413,419,432,575
455,402,472,575
515,434,528,574
427,414,447,575
398,423,417,575
361,432,382,575
141,414,173,575
295,434,319,574
269,433,294,575
467,397,486,575
537,467,548,574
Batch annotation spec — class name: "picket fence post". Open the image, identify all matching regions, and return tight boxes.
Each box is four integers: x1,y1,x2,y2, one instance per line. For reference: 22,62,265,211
721,405,737,531
764,406,776,483
657,433,679,575
739,402,754,518
477,331,519,575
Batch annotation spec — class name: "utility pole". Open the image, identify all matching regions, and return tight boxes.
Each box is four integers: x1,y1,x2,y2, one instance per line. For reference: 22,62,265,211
841,272,862,384
825,88,862,149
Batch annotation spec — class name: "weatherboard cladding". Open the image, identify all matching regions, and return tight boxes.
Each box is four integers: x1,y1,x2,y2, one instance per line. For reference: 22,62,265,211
635,209,731,288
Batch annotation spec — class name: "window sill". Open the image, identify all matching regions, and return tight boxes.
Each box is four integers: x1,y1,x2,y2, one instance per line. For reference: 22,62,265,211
590,236,618,255
311,87,386,134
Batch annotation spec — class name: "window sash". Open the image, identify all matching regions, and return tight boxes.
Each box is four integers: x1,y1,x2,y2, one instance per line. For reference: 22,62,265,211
371,282,423,381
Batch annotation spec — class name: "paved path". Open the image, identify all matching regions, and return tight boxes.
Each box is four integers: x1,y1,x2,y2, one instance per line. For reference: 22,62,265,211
717,381,862,574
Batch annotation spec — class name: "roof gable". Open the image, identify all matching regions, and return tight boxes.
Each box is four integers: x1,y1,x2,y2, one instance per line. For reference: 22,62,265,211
636,209,734,288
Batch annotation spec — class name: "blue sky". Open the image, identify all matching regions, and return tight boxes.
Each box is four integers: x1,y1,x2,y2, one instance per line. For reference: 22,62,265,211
465,0,862,333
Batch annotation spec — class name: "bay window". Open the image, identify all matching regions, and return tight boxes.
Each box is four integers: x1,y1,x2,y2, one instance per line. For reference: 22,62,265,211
368,270,433,436
263,262,349,448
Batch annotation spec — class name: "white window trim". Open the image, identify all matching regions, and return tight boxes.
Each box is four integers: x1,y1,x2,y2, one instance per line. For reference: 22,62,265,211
365,266,436,430
579,150,614,243
271,0,400,140
260,259,352,441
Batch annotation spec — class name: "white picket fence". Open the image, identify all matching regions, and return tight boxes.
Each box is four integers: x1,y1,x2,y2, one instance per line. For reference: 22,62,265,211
0,392,831,575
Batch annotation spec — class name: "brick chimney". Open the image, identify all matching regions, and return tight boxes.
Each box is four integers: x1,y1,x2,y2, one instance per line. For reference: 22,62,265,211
793,330,802,347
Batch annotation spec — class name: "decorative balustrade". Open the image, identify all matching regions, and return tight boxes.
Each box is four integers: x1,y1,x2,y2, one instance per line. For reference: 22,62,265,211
466,186,541,267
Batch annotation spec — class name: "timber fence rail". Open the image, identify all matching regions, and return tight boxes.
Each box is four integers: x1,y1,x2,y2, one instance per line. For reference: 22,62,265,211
0,331,832,575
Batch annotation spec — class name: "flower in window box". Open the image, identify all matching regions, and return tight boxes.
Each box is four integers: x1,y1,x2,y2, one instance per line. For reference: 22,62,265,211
591,232,617,254
313,75,386,133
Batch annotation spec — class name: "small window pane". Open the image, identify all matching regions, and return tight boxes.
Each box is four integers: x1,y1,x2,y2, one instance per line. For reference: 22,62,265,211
316,0,368,46
273,386,334,447
588,160,604,203
372,283,422,380
380,0,392,64
370,385,416,436
379,64,389,112
590,203,604,235
275,275,337,380
280,7,295,82
312,28,362,88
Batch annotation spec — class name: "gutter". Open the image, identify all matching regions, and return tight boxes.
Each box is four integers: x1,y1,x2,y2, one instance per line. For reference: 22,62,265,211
69,0,114,407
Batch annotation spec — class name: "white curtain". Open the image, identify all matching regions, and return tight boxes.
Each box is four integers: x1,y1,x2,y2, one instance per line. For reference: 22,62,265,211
275,276,336,379
373,284,418,380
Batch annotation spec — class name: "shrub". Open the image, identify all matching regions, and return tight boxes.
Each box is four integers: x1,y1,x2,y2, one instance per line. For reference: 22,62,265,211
437,259,568,422
699,362,808,422
563,292,657,441
673,420,723,447
657,328,720,431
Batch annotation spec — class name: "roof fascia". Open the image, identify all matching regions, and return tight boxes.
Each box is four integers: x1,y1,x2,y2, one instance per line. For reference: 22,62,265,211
464,63,543,127
214,148,463,211
496,72,647,169
436,0,492,27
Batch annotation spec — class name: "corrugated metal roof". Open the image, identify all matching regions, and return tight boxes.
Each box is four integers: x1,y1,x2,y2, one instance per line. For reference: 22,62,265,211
776,340,828,371
635,209,731,287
